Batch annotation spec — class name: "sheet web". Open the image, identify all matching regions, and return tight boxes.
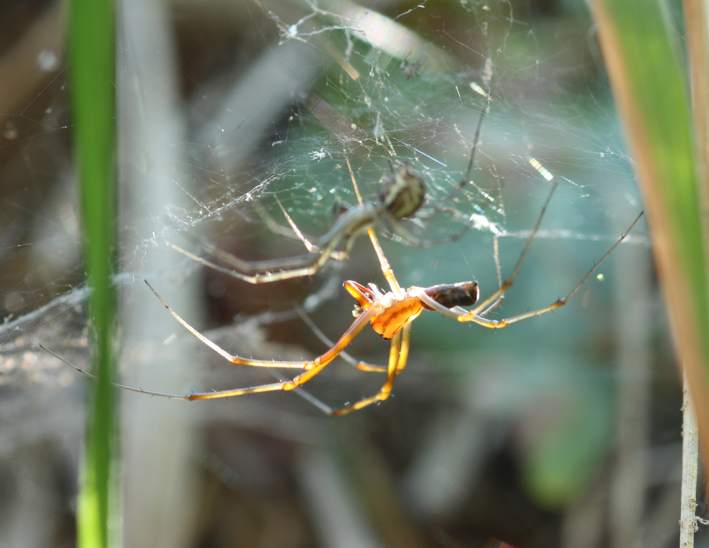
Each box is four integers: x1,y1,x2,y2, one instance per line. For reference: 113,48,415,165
0,1,642,405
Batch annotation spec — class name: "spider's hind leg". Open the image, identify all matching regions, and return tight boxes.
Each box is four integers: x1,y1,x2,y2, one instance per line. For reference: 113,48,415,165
418,209,645,329
331,324,411,416
460,178,562,318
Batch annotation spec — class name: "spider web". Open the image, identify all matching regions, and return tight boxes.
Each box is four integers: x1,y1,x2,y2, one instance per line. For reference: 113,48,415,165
0,0,647,399
0,2,663,546
0,1,637,398
0,0,644,452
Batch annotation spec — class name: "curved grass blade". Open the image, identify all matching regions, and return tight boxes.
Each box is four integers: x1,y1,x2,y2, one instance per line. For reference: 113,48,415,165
591,0,709,471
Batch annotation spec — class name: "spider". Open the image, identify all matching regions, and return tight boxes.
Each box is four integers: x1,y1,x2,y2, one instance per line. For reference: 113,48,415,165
168,160,426,284
134,173,643,416
167,98,490,285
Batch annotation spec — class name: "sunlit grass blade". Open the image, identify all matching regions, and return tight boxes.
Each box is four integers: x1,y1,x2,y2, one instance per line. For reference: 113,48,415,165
591,1,709,469
69,0,118,546
684,0,709,240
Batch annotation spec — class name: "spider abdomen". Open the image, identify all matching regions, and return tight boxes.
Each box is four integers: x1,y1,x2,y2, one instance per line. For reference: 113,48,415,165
423,281,479,309
370,297,424,339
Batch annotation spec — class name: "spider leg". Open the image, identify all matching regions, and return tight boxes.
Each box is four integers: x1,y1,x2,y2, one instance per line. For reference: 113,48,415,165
395,321,412,373
462,89,490,184
406,92,492,247
167,238,338,285
264,369,335,415
272,196,348,261
271,197,317,253
296,308,387,373
380,216,424,247
40,344,188,400
417,292,563,329
188,308,374,401
141,282,376,401
168,202,381,284
416,210,644,329
146,279,370,373
43,338,338,414
478,234,505,316
455,178,561,319
331,323,410,416
253,199,317,251
344,155,403,294
365,223,401,294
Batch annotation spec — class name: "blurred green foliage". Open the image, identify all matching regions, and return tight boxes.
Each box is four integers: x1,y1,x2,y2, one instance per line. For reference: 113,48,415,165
69,0,118,546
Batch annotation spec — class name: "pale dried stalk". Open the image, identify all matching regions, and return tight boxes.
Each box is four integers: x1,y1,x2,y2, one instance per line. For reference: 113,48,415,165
679,374,699,548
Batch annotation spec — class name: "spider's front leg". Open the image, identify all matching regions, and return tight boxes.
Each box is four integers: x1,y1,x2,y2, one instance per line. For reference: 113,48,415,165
187,310,375,401
145,279,379,401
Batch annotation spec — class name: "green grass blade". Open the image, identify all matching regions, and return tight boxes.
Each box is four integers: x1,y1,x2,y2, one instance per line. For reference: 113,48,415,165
69,0,118,546
591,1,709,466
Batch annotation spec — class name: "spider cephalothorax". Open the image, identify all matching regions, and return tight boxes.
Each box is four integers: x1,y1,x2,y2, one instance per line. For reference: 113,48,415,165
343,279,480,340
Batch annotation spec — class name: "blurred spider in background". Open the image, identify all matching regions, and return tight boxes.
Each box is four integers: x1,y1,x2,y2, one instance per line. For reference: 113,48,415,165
167,98,492,285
